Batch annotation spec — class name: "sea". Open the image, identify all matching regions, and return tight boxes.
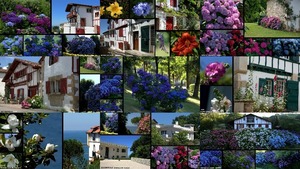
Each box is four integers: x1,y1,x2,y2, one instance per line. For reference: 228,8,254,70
25,113,63,169
64,130,89,160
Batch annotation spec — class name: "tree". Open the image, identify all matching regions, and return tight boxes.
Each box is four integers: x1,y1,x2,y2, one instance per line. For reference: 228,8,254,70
173,113,200,139
169,131,189,145
100,113,106,131
63,139,87,169
90,36,101,55
151,127,166,145
52,26,59,33
79,79,94,112
118,113,131,134
130,135,151,159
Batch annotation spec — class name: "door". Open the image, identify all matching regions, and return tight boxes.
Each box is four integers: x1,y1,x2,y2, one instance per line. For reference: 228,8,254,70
141,26,149,52
105,147,109,158
80,18,86,27
286,80,299,111
166,17,173,30
10,88,14,99
133,32,139,50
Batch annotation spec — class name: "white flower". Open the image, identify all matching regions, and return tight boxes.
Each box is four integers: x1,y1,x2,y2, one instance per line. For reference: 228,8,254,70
1,136,21,151
32,134,42,142
45,143,57,153
2,154,19,168
1,114,19,133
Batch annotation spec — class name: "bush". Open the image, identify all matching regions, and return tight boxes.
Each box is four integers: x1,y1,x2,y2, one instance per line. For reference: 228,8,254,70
30,95,43,108
127,70,188,112
67,37,96,54
260,16,282,30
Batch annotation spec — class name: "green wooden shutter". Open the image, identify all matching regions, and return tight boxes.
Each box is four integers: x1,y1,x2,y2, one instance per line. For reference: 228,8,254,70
290,56,299,62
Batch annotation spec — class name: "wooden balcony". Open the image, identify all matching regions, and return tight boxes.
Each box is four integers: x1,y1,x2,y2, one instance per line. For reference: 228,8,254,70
67,10,77,18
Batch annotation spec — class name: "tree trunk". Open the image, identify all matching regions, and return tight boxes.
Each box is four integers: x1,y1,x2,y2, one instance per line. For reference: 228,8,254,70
155,57,159,74
168,57,171,83
186,56,190,90
192,73,200,98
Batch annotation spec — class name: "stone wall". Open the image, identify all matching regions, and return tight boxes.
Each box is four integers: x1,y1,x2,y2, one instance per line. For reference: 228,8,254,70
267,0,287,28
130,158,150,166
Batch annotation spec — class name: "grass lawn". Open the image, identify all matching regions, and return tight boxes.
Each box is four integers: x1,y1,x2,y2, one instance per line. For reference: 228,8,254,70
245,23,300,37
80,67,100,74
124,89,200,112
155,43,170,57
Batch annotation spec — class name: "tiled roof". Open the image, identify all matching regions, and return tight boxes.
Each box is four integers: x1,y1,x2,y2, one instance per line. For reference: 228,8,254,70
86,125,100,133
2,58,41,82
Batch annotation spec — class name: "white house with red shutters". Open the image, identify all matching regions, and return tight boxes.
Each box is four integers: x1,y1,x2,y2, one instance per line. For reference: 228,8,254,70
41,56,79,112
103,19,155,56
1,58,42,102
156,0,180,30
87,126,101,163
0,68,8,98
233,114,272,130
1,57,79,111
62,3,100,34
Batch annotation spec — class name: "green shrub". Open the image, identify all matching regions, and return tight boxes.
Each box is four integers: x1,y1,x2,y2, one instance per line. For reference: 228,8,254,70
29,95,43,108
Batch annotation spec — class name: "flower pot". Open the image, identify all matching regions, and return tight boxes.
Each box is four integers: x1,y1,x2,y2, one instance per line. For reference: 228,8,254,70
234,100,244,112
244,101,254,112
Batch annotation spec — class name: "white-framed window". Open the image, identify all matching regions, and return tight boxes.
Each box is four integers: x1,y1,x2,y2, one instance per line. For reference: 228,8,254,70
87,8,92,13
276,79,285,95
161,130,167,135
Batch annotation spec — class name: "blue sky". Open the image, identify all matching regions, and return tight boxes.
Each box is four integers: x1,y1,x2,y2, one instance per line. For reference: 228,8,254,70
0,57,41,68
100,135,142,156
151,113,191,124
200,56,232,71
52,0,100,26
80,74,100,84
64,113,100,131
100,19,109,35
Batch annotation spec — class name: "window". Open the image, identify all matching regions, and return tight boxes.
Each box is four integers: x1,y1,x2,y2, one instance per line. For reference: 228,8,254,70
49,56,59,65
122,149,126,153
46,78,67,94
113,148,115,151
276,79,285,96
14,68,27,79
117,148,119,152
92,134,95,141
17,89,24,99
247,116,254,123
95,12,99,17
161,131,167,135
247,124,255,128
259,78,273,96
265,124,269,128
258,124,262,127
27,73,32,82
86,8,92,13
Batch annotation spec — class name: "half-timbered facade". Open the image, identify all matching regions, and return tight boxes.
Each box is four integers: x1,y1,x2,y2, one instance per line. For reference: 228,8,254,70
233,114,272,130
2,59,41,101
63,3,100,34
234,56,300,111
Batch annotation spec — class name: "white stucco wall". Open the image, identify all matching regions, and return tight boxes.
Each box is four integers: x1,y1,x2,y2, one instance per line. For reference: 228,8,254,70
76,6,93,27
43,57,76,111
0,73,6,97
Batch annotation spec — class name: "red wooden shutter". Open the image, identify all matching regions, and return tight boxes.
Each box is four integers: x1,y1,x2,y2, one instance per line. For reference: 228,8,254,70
60,78,68,94
119,28,123,37
170,0,174,6
54,57,59,63
46,81,50,94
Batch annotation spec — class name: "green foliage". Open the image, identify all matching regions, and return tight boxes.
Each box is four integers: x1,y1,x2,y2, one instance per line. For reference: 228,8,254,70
29,95,43,108
269,114,300,133
79,79,95,112
200,113,243,131
151,126,167,145
169,131,190,145
245,0,267,23
90,36,101,55
130,135,151,158
63,139,86,169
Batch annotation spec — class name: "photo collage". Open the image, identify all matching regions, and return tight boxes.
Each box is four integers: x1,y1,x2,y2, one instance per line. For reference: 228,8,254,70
0,0,300,168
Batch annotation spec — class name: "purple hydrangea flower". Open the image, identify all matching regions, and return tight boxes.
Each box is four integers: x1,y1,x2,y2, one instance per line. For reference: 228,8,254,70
132,2,151,17
5,22,15,27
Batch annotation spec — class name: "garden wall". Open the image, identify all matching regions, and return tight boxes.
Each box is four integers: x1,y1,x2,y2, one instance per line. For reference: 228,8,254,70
130,157,150,166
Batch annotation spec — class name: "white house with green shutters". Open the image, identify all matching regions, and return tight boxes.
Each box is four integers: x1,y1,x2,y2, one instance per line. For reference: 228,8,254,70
103,19,155,56
234,56,300,112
